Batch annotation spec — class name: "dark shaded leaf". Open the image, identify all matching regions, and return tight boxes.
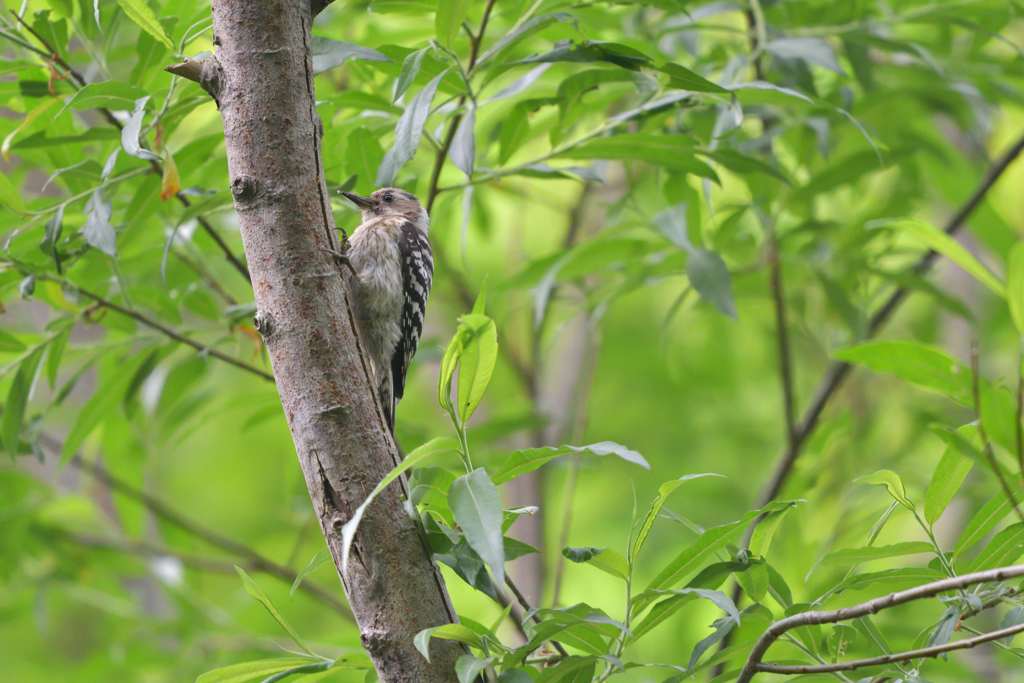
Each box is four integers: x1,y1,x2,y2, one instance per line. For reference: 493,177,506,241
3,347,44,457
687,248,735,318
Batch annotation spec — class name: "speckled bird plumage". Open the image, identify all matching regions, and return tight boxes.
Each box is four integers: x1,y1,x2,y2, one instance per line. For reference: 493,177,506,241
343,187,433,431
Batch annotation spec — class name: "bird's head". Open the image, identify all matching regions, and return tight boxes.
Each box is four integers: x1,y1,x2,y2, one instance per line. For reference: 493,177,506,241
342,187,427,228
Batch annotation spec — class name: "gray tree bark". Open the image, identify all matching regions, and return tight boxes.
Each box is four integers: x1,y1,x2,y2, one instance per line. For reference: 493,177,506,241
201,2,460,680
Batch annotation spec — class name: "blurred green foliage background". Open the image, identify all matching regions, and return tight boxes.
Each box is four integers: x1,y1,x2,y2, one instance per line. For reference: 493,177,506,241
2,0,1024,680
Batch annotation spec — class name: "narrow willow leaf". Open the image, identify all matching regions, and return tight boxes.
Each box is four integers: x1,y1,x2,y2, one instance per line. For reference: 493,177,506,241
115,0,173,48
954,495,1013,558
449,313,497,424
855,469,914,510
377,69,446,185
1008,242,1024,335
834,340,971,405
414,623,482,662
687,248,736,318
765,38,845,74
121,97,160,161
234,567,314,657
0,330,25,352
924,425,976,525
450,469,505,585
476,13,574,68
630,474,725,565
340,436,458,576
2,98,59,160
311,37,389,74
435,0,468,47
62,81,147,113
289,549,330,596
41,203,65,272
490,441,649,484
3,347,44,457
45,325,71,388
877,218,1004,296
559,134,717,179
393,47,427,102
821,541,933,567
964,523,1024,573
450,107,476,177
657,62,728,93
83,190,116,257
195,657,324,683
517,41,651,70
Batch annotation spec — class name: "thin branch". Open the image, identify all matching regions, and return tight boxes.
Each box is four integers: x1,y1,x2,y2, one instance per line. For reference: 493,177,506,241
33,439,353,620
756,622,1024,676
970,342,1024,525
736,564,1024,682
754,130,1024,508
35,273,273,382
766,220,797,459
9,9,251,283
505,574,569,657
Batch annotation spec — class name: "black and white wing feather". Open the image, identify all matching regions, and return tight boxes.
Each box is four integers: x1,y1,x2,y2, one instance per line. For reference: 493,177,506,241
389,222,433,423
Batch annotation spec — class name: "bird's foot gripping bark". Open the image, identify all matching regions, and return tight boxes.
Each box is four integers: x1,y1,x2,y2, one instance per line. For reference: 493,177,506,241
321,245,357,279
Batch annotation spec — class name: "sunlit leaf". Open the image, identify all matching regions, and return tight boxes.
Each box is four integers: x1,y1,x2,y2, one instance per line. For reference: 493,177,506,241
435,0,468,47
116,0,173,48
234,567,315,656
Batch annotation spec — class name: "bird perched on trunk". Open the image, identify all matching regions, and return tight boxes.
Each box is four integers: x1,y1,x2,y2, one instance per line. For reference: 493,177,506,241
341,188,433,432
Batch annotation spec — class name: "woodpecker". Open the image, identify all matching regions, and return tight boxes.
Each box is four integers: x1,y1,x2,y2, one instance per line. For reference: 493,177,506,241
341,188,433,431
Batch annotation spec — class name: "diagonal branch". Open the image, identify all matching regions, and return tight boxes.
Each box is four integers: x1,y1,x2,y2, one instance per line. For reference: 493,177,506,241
34,272,273,382
755,130,1024,508
736,564,1024,682
971,342,1024,524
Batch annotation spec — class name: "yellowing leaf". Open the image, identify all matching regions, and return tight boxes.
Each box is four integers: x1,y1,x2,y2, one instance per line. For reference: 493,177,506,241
160,151,181,200
116,0,173,49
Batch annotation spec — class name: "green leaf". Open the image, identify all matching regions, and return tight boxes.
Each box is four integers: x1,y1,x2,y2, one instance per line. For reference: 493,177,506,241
345,128,384,194
455,654,492,683
821,542,933,567
195,657,324,683
490,441,649,484
856,469,914,510
450,468,505,585
925,425,976,525
62,81,147,112
234,566,314,657
834,340,971,404
450,106,475,177
518,41,651,70
476,13,574,68
456,313,497,424
657,62,728,93
393,47,427,102
435,0,468,47
41,204,65,273
3,347,44,457
2,99,59,160
765,38,845,74
82,189,116,257
561,546,629,580
687,248,736,318
311,36,389,74
1008,242,1024,335
377,69,447,185
414,623,482,662
631,474,725,565
0,329,25,352
964,523,1024,573
289,549,330,596
559,134,717,179
955,495,1013,558
877,218,1004,296
61,351,154,461
121,96,160,161
0,172,26,213
116,0,173,48
341,436,458,575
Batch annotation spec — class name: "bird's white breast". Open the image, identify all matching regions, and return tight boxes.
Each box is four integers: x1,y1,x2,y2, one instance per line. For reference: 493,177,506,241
348,217,405,383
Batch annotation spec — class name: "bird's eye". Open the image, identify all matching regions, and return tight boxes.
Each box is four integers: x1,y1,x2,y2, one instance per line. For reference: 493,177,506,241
383,193,394,203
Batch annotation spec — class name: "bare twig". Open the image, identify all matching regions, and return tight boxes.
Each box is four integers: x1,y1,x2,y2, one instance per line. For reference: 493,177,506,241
755,130,1024,508
505,575,569,657
766,220,798,460
970,342,1024,525
36,273,273,382
736,564,1024,682
9,10,251,283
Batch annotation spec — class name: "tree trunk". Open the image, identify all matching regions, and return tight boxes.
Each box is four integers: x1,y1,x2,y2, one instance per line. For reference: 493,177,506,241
205,2,460,679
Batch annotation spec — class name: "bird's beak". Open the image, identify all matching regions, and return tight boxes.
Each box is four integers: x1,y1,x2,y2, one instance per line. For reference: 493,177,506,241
342,192,375,210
